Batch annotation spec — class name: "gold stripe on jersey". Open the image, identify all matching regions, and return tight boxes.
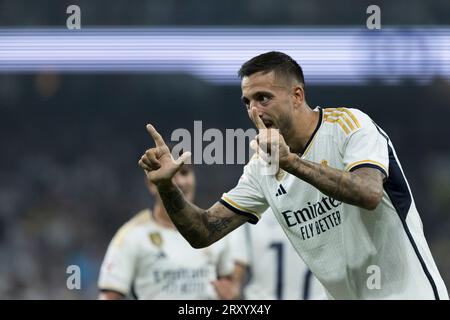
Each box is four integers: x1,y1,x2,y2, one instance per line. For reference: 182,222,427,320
324,108,360,135
324,117,351,134
324,111,356,131
336,108,361,128
221,195,259,216
111,209,152,247
346,159,388,174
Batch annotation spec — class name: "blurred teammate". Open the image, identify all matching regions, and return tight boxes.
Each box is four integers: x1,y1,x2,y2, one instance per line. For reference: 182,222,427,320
229,211,325,300
138,51,448,299
98,165,240,300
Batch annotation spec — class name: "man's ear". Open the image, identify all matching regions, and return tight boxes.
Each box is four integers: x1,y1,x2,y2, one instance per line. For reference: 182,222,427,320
292,85,305,106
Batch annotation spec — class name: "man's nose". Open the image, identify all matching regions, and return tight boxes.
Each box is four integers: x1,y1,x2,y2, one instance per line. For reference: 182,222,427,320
172,175,180,185
250,100,263,113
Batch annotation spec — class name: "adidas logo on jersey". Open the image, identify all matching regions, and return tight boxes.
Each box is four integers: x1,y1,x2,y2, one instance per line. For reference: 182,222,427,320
275,184,287,197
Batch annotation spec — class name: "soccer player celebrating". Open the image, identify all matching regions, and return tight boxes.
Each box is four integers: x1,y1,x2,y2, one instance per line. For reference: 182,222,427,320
98,165,240,300
138,51,448,299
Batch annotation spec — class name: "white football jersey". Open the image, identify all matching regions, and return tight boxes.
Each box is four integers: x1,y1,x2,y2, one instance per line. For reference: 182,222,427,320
220,107,449,300
98,209,233,299
228,211,325,300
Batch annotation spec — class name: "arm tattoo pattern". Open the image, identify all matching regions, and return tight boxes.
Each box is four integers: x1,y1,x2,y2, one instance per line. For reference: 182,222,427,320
208,215,233,235
156,183,243,246
158,185,187,214
288,155,383,209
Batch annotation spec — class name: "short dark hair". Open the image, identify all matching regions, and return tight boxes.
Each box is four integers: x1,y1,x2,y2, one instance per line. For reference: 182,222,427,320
238,51,305,87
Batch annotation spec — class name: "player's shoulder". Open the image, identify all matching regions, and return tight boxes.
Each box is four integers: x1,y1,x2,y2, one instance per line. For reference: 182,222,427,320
322,106,375,136
110,209,153,247
241,152,263,175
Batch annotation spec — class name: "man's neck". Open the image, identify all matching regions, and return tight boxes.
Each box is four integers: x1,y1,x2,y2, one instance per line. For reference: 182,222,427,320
152,203,176,230
286,105,320,155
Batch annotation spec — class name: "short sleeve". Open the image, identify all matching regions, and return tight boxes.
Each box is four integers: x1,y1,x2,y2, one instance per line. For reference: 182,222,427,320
342,110,389,178
97,227,138,296
220,159,269,224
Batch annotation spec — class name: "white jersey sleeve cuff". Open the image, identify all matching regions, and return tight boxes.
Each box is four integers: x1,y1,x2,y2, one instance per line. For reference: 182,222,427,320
219,196,260,224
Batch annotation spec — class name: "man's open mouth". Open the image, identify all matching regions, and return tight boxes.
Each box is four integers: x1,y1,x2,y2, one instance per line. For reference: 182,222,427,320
263,120,274,128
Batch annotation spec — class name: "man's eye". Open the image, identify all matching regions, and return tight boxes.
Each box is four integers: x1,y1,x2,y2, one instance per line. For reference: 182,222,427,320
179,168,190,176
259,95,270,104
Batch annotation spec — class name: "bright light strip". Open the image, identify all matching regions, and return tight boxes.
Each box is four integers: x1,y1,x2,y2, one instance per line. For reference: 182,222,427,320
0,27,449,85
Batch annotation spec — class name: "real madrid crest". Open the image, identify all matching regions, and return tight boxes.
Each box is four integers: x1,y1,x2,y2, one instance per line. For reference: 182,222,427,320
276,168,286,181
149,232,163,247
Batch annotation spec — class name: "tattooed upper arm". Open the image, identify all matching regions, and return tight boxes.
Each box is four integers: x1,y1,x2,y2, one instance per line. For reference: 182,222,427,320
204,202,249,245
352,167,385,184
285,155,385,211
350,167,385,209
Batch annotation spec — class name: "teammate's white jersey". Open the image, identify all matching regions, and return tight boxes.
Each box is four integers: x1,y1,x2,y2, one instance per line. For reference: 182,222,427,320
229,211,325,300
98,209,233,299
221,107,449,300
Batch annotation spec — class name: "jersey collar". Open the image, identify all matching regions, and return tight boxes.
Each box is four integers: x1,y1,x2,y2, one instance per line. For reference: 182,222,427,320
299,106,323,157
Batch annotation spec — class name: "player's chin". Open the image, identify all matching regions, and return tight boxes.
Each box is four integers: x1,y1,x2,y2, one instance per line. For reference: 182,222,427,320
180,189,194,199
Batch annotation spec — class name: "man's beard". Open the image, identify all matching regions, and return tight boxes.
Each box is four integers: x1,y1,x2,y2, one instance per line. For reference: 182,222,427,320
278,113,293,139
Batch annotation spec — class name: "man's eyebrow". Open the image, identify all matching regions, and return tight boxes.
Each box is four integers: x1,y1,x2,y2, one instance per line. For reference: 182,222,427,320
253,90,274,97
241,91,274,102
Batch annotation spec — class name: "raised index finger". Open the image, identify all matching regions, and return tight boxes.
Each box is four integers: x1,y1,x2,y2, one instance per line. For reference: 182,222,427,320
146,124,166,147
251,107,267,131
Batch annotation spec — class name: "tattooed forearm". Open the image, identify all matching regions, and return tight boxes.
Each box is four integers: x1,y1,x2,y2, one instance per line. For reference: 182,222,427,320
156,182,247,248
158,184,187,213
157,182,210,247
208,215,232,235
284,154,384,210
203,209,248,244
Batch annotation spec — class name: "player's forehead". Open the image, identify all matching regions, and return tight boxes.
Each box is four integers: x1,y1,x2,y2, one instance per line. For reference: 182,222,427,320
176,164,194,176
241,71,286,96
